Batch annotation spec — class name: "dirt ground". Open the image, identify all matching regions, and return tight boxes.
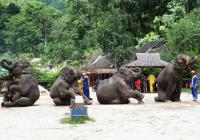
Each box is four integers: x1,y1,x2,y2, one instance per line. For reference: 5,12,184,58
0,90,200,140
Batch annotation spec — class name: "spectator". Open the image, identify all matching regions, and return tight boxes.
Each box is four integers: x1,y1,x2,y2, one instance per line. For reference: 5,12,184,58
135,79,142,92
142,76,148,93
77,73,83,92
93,79,103,91
129,80,134,90
186,79,191,88
190,70,199,101
147,74,156,93
83,73,92,100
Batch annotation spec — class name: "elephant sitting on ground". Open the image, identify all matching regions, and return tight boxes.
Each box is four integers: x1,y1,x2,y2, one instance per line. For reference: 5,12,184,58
155,54,197,102
96,67,144,104
50,66,91,106
0,59,40,107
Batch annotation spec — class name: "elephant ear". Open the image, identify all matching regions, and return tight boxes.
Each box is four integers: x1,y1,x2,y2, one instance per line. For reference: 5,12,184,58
189,56,197,65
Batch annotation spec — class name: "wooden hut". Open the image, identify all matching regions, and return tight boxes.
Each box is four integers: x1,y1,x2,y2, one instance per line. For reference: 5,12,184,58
82,51,116,87
82,40,169,86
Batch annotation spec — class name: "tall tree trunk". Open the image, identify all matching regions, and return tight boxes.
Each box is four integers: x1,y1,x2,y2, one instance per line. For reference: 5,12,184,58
44,23,47,47
31,45,37,58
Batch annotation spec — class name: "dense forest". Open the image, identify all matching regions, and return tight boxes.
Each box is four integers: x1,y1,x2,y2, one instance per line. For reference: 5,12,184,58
0,0,200,68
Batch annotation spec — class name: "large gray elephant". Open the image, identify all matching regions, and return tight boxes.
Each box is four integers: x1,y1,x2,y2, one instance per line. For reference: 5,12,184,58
96,67,144,104
0,59,40,107
50,66,91,106
155,54,197,102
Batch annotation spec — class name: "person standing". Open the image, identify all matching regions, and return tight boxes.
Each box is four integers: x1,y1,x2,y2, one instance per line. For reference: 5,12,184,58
129,80,134,90
135,79,142,92
190,70,199,101
83,73,92,100
147,74,156,93
142,76,148,93
77,75,83,92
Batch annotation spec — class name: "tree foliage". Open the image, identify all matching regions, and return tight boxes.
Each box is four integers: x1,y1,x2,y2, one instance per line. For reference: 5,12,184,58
2,1,61,57
166,8,200,54
0,0,200,68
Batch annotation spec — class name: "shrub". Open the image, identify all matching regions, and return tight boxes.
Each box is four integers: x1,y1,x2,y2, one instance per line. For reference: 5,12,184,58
33,68,59,90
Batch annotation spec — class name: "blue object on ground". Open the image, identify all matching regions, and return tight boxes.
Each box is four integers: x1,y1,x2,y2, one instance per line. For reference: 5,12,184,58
70,107,88,119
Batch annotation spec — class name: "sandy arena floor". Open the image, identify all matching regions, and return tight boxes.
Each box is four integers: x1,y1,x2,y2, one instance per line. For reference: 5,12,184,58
0,90,200,140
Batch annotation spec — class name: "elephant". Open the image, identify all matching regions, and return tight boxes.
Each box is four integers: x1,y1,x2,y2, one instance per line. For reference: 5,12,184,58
155,54,197,102
50,66,91,106
96,67,144,104
0,59,40,107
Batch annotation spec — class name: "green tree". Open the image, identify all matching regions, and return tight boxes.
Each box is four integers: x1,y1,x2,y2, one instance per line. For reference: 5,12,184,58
165,8,200,54
3,1,61,57
4,14,42,57
0,2,20,46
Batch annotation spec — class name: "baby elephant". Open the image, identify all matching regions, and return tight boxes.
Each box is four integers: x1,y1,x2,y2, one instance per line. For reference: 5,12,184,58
1,59,40,107
50,66,91,106
96,67,144,104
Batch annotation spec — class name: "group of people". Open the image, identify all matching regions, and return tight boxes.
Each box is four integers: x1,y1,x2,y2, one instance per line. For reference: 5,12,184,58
77,73,92,100
130,74,157,93
134,70,199,101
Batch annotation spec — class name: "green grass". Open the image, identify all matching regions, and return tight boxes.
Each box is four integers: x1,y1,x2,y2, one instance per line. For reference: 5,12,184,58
61,116,94,125
0,93,3,97
182,88,191,93
181,88,200,94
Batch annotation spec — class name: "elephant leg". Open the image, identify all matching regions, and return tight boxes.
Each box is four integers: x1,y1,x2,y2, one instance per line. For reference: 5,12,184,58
119,99,130,104
11,92,21,102
170,83,182,102
155,93,166,102
60,90,76,100
170,91,181,102
1,102,13,107
118,88,144,104
155,82,176,102
2,97,34,107
1,83,11,107
53,97,70,106
73,87,92,105
101,99,130,104
82,94,92,105
13,97,34,107
155,85,167,102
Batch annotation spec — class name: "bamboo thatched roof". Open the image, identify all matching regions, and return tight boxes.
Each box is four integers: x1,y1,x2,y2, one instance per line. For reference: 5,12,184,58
82,40,169,71
82,50,114,71
136,39,169,54
125,53,168,67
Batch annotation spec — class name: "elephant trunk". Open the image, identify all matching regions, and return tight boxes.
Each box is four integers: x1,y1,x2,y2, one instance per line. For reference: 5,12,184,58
1,60,14,71
190,56,197,65
185,56,197,69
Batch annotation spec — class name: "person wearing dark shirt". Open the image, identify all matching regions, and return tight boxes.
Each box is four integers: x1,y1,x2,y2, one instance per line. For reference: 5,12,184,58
83,73,92,100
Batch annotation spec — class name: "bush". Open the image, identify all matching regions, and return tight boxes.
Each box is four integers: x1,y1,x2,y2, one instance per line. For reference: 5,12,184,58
33,68,59,90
